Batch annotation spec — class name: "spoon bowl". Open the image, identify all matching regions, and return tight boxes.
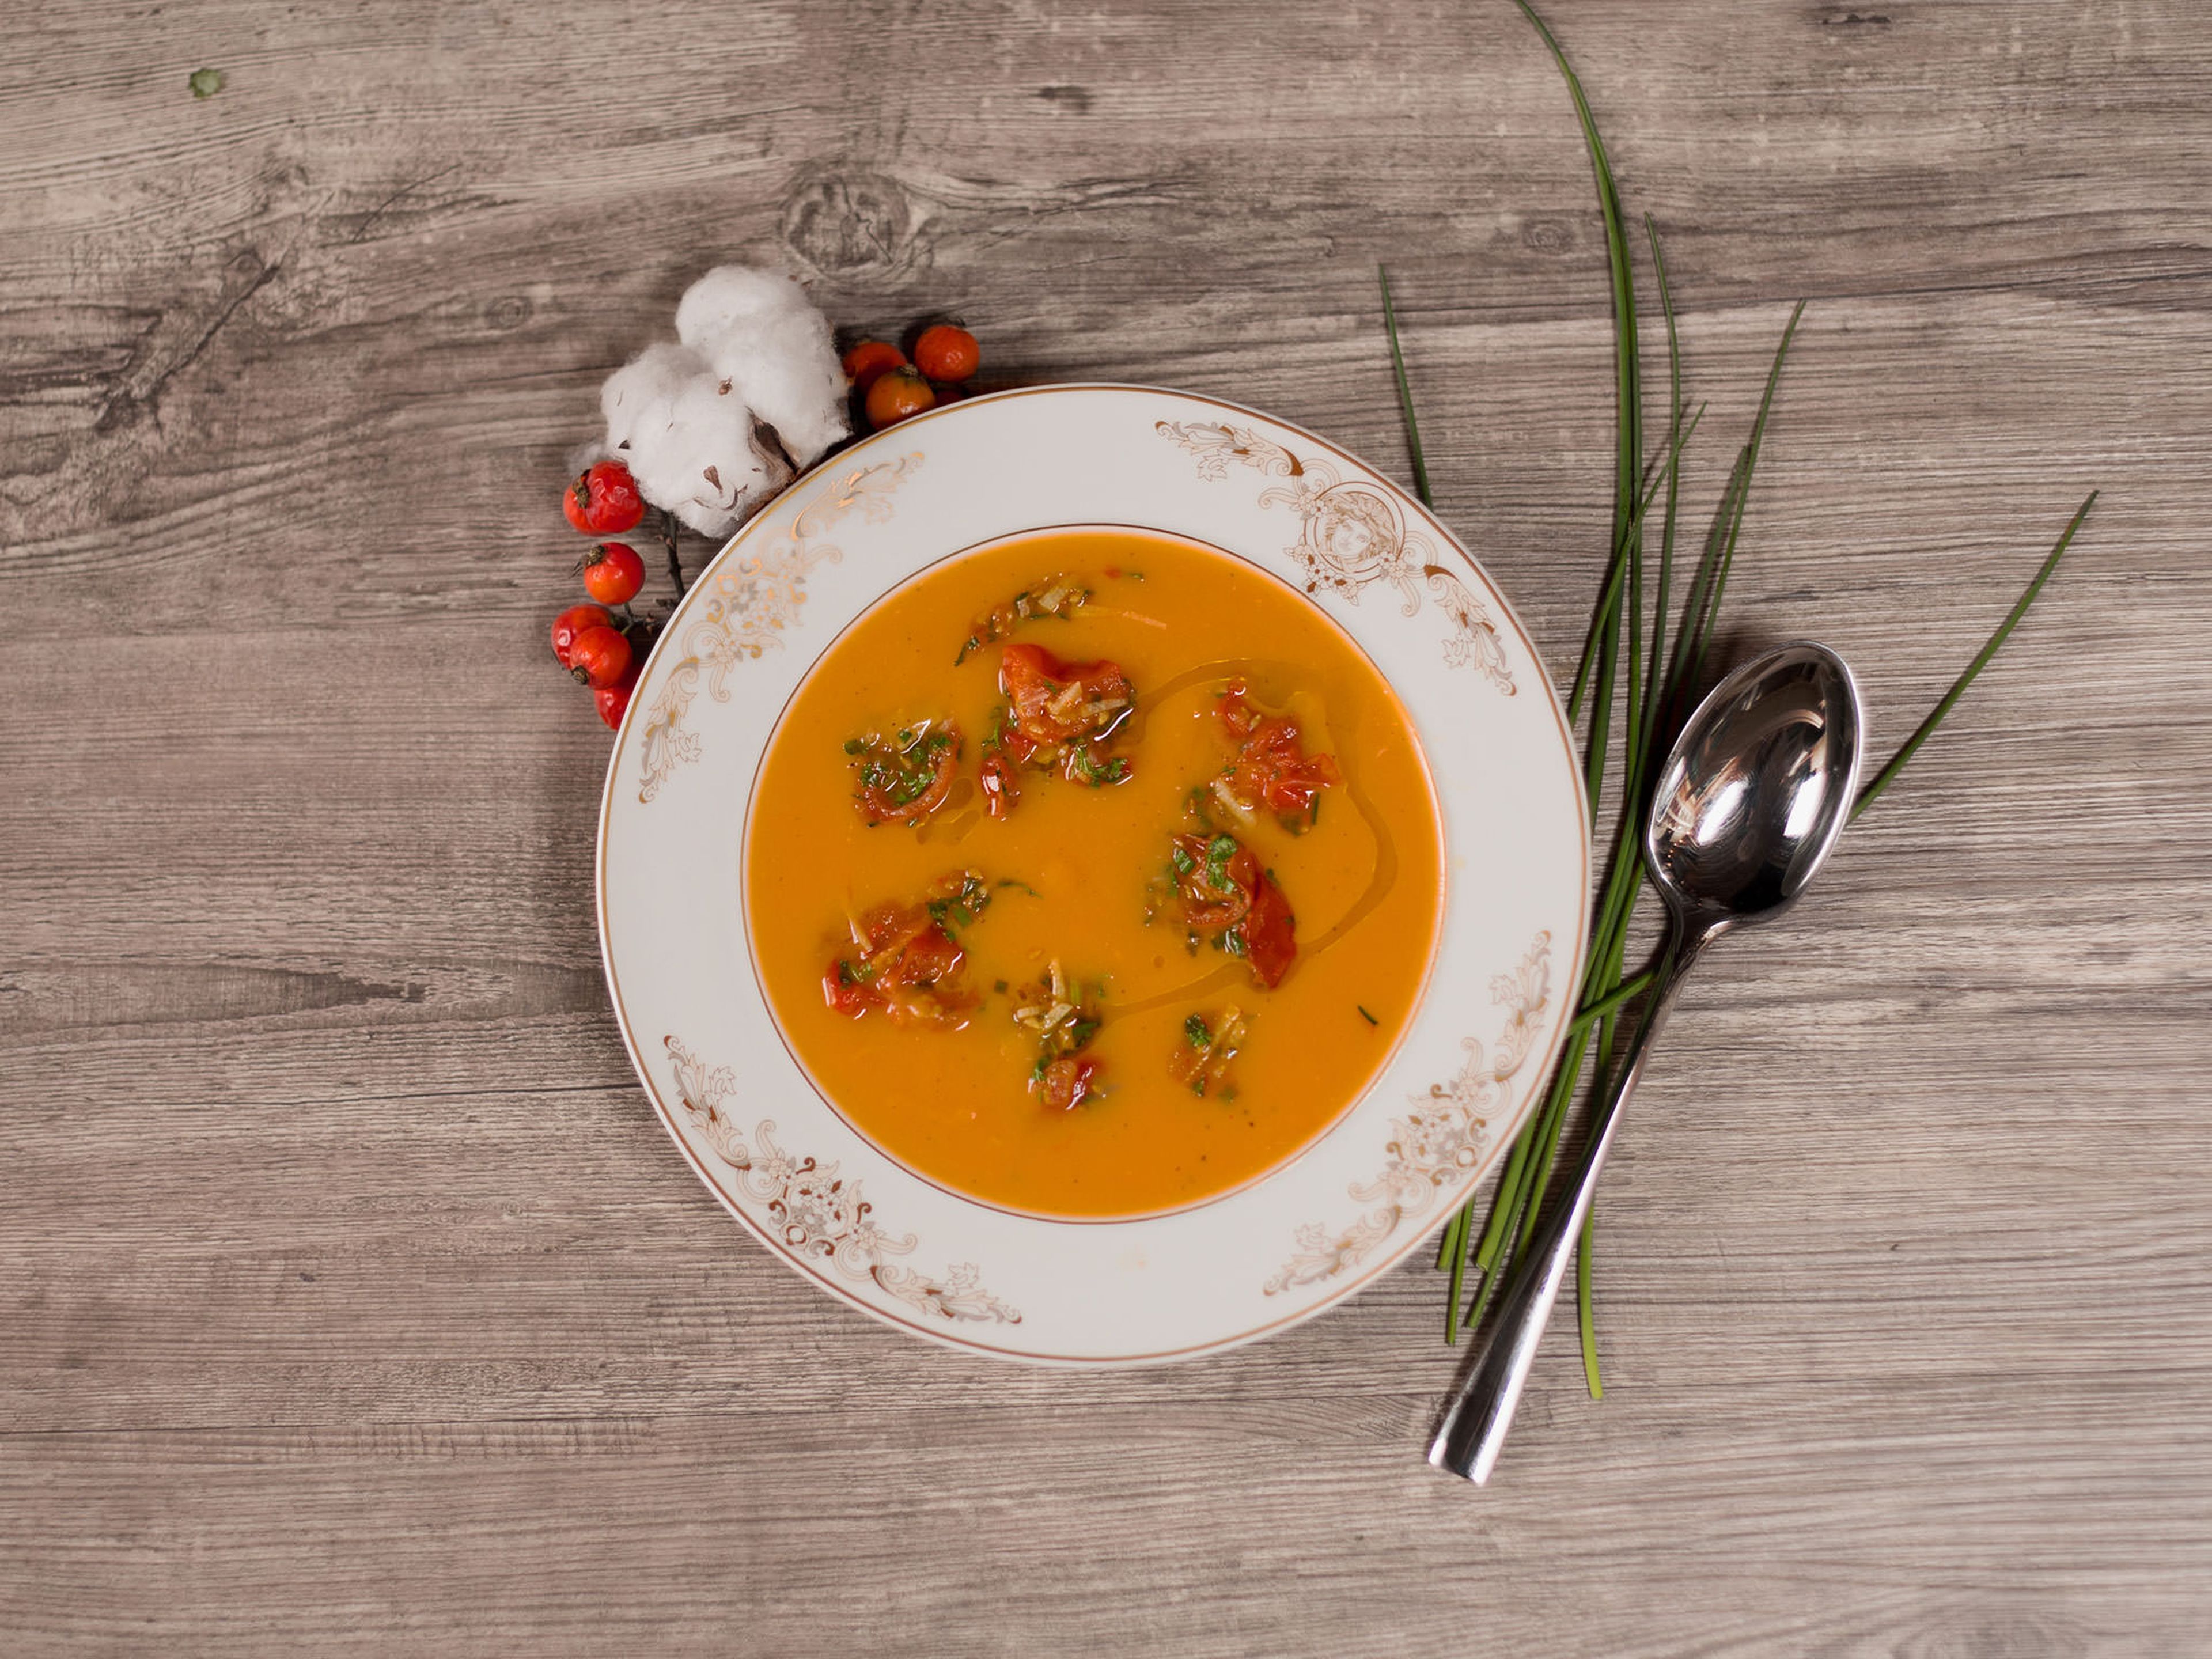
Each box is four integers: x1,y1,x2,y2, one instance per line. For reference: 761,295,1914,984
1648,642,1865,934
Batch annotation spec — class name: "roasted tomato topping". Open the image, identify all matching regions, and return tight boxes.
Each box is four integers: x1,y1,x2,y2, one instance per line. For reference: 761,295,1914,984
978,643,1136,806
955,574,1090,666
847,720,960,825
999,643,1132,748
1036,1055,1101,1112
823,873,991,1028
1165,831,1298,989
1011,960,1104,1109
1217,681,1342,825
1171,1007,1251,1100
1239,870,1298,989
978,749,1019,819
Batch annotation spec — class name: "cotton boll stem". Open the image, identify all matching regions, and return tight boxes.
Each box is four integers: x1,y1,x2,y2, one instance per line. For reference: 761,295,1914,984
658,507,686,599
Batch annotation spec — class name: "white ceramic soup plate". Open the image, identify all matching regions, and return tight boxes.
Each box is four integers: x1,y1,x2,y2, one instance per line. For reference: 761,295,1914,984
597,385,1588,1365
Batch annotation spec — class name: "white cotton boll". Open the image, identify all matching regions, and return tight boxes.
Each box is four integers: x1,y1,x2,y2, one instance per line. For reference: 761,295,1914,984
628,377,791,541
675,265,850,467
602,340,792,539
706,315,850,468
672,265,814,343
600,340,710,462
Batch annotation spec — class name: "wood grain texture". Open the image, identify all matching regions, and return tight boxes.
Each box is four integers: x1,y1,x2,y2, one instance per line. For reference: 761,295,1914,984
4,0,2210,1652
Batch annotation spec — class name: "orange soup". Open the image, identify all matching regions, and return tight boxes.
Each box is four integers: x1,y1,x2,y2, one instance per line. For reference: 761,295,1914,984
744,528,1444,1218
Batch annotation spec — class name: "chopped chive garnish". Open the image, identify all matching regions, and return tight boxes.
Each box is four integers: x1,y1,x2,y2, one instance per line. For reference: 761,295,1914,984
1357,1005,1378,1027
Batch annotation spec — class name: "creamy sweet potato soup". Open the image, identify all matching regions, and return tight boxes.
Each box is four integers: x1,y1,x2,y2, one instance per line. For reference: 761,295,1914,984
744,528,1444,1218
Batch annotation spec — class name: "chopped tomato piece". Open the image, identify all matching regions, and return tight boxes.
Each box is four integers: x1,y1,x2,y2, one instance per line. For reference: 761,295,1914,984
1240,872,1298,989
823,970,877,1018
1170,832,1256,935
1217,681,1342,822
999,643,1133,747
849,721,960,826
824,897,979,1029
1037,1055,1101,1112
978,749,1018,819
1012,960,1104,1108
1164,830,1298,988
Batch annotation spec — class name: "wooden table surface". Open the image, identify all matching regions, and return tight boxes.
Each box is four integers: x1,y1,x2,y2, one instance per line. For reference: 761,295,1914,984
7,1,2210,1652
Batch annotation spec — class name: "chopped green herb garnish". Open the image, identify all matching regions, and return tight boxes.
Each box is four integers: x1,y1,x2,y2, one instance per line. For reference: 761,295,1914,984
1205,834,1237,890
850,722,959,817
995,877,1039,896
1067,746,1131,788
1357,1005,1379,1027
1171,843,1196,877
957,573,1093,662
923,872,992,936
1173,1005,1250,1101
993,979,1009,994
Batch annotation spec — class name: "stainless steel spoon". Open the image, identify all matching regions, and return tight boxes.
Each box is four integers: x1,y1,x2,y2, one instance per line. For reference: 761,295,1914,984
1429,640,1866,1485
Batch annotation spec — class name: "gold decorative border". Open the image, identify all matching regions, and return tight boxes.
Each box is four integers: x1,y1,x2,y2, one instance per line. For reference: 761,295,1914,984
664,1036,1021,1325
635,454,923,804
1263,930,1552,1296
1156,419,1516,692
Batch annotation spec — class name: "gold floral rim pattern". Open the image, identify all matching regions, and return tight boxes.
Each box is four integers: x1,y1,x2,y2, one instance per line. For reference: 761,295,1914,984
1263,931,1552,1296
1156,420,1516,693
664,1035,1022,1325
635,454,923,804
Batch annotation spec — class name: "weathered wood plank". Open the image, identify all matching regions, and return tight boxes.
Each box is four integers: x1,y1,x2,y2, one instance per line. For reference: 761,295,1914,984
4,0,2210,1652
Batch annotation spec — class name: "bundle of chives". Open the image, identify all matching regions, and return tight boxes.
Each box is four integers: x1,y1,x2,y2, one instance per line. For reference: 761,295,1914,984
1382,0,2097,1392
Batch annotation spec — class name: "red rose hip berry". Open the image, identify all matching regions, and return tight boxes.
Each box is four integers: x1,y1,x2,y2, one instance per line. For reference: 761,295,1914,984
567,624,632,690
581,542,645,606
912,324,980,384
551,603,616,668
596,660,640,730
564,460,645,535
865,366,935,430
840,339,907,395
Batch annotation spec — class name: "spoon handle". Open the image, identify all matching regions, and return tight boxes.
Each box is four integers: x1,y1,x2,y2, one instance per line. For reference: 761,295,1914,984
1427,926,1709,1484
